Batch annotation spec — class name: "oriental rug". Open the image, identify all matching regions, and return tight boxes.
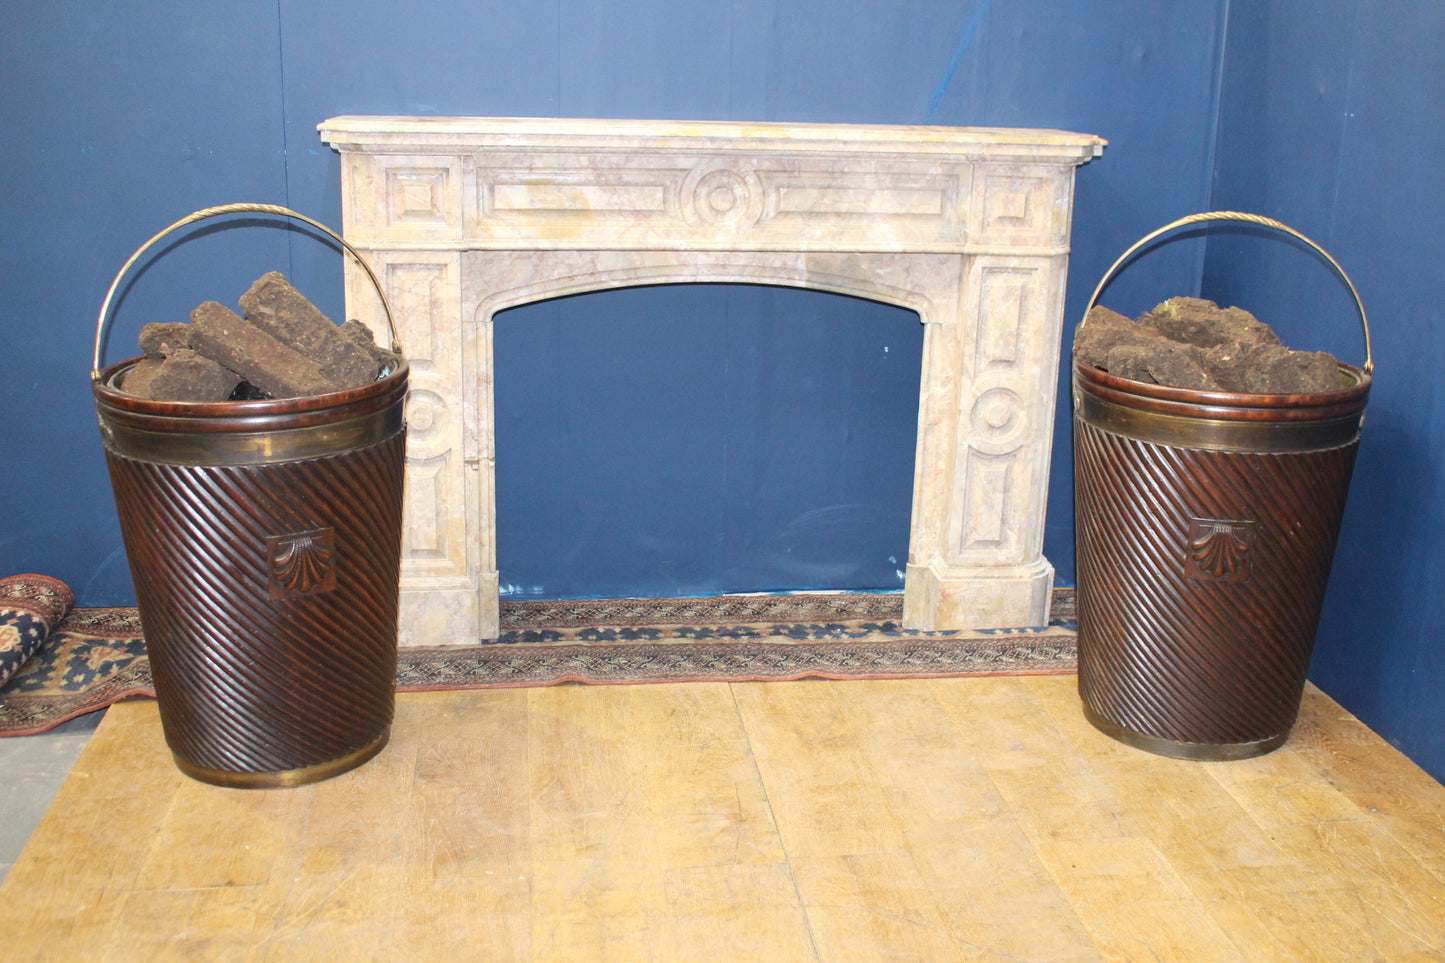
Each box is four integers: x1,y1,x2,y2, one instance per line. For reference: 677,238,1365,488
0,574,75,689
0,588,1075,737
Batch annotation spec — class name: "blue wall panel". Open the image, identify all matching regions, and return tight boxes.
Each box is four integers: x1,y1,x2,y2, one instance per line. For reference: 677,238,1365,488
1206,0,1445,777
557,1,734,118
494,285,922,600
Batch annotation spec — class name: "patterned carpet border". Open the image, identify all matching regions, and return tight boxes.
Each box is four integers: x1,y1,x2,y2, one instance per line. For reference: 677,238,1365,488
0,589,1075,736
397,633,1076,690
498,591,918,631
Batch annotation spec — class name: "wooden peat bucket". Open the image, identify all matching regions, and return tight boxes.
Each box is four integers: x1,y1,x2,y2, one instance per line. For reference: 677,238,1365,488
91,204,408,788
1072,212,1373,760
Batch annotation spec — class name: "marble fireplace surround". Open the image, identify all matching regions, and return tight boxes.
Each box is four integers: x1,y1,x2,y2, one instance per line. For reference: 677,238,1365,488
319,116,1105,646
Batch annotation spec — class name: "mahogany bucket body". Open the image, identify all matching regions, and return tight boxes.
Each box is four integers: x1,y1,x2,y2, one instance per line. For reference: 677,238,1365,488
1072,360,1369,759
93,359,409,787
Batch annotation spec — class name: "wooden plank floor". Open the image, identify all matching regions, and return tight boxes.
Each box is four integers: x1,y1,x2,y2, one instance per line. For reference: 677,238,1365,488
3,675,1444,961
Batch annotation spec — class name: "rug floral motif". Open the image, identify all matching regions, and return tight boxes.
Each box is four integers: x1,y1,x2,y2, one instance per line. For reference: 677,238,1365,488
0,588,1076,736
0,607,149,735
1,574,78,689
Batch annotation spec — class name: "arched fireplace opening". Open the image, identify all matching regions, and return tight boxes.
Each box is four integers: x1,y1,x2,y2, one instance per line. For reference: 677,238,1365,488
493,283,923,601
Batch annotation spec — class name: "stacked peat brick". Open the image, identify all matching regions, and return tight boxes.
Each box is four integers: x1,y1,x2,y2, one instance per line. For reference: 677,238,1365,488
122,272,401,402
1073,297,1341,394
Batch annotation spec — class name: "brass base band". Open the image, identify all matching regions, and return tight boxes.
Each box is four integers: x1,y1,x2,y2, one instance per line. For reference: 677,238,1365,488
1082,703,1287,761
172,730,391,790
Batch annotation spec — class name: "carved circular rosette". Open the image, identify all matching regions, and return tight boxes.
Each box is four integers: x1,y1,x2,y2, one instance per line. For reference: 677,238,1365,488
682,165,764,227
403,383,451,453
967,384,1028,454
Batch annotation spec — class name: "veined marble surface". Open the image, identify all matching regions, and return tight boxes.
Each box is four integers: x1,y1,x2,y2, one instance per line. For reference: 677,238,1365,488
320,116,1104,644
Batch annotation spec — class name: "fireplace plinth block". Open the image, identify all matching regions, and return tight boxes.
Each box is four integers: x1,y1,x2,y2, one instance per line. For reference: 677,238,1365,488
902,560,1055,631
397,571,498,648
320,116,1103,644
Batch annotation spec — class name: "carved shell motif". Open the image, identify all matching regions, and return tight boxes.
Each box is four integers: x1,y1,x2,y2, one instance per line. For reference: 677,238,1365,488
268,528,336,599
1188,520,1254,579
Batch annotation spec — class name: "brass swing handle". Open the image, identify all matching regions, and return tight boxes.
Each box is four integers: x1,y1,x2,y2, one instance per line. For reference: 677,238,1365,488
1083,211,1373,377
92,202,400,380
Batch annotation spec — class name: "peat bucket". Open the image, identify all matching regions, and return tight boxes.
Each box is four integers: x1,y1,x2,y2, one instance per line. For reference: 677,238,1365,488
1073,212,1373,760
90,203,408,788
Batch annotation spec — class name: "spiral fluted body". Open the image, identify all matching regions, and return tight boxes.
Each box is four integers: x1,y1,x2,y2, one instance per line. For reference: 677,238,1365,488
1072,360,1367,759
95,361,408,787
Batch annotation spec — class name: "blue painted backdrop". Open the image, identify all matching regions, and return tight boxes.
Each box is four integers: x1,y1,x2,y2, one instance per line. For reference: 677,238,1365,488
5,2,1440,777
1202,0,1445,782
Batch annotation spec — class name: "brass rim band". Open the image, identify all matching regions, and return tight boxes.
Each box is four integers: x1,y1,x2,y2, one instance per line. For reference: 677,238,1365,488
1075,386,1364,453
102,403,403,466
101,404,403,466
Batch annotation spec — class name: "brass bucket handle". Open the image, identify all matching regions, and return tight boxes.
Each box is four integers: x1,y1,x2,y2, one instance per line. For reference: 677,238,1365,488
1083,211,1373,377
92,202,400,381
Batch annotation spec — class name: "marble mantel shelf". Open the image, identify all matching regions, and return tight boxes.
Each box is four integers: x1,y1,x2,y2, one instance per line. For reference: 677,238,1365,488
319,116,1105,645
320,115,1103,155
